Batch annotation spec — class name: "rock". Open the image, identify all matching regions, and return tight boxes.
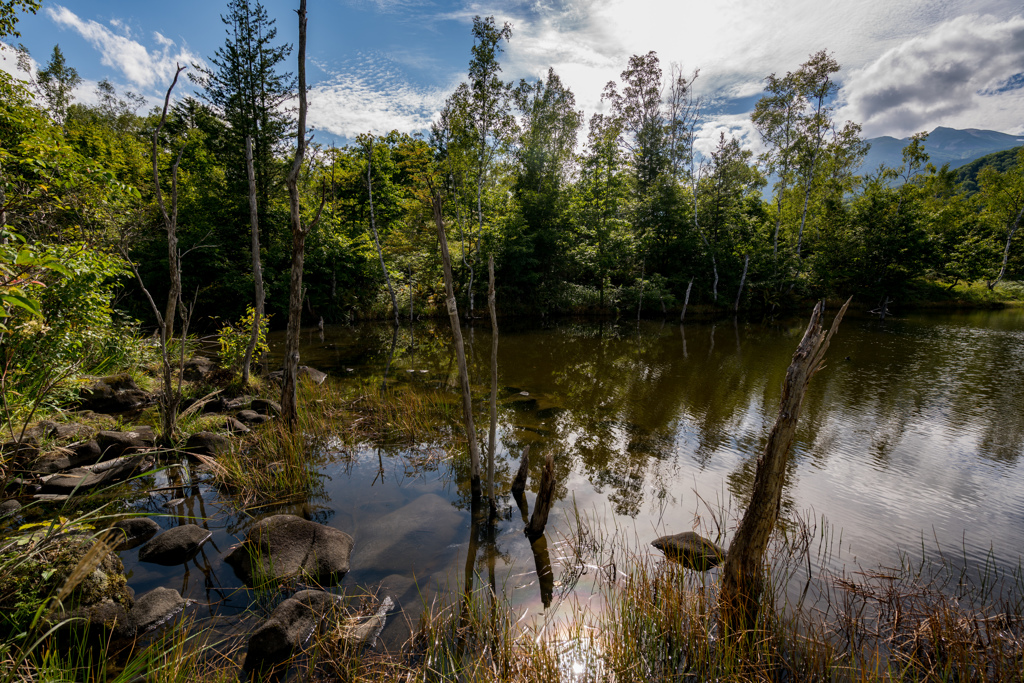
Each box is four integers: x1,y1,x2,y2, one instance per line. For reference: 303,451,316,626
223,395,254,411
351,494,463,577
96,428,155,459
268,366,327,386
0,499,21,515
110,517,160,551
181,356,214,381
223,416,250,434
129,587,189,634
243,590,342,672
236,409,271,426
138,524,212,565
184,431,231,458
1,440,38,462
68,439,102,466
338,596,393,648
40,421,93,442
226,515,353,586
75,375,154,414
650,532,726,571
33,452,72,474
250,398,281,416
0,532,134,638
40,454,156,495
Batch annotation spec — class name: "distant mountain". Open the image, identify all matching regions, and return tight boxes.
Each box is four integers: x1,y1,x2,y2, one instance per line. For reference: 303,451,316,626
953,146,1021,195
859,127,1024,175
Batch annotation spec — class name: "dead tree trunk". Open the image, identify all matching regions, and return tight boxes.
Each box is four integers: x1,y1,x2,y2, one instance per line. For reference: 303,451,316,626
366,136,399,325
525,452,555,540
242,135,265,386
487,255,498,513
718,297,850,636
680,277,693,322
152,66,186,343
510,444,530,497
734,253,749,312
432,194,482,502
281,0,326,425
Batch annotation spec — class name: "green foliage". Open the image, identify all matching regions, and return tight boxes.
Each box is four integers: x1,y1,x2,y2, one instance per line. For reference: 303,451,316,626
217,305,269,373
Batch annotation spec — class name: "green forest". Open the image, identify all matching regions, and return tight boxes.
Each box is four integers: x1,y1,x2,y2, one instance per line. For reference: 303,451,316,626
2,1,1024,391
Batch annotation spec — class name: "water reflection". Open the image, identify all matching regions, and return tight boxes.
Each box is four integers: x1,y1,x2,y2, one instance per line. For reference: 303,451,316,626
272,309,1024,579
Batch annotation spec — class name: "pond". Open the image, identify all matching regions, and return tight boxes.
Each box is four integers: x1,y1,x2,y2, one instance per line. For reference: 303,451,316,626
116,307,1024,649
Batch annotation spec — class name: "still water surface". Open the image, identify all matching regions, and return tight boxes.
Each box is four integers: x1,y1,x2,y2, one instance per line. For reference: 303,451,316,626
123,309,1024,644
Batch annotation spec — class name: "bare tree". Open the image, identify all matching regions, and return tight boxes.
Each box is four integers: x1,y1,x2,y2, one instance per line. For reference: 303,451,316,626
486,254,498,513
241,135,265,386
153,65,187,342
280,0,326,424
719,297,850,635
432,193,482,502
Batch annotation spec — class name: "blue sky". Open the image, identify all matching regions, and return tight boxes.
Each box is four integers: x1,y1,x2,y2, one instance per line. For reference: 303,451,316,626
3,0,1023,155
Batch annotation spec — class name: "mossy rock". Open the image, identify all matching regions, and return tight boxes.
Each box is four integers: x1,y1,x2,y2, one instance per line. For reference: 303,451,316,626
0,529,133,638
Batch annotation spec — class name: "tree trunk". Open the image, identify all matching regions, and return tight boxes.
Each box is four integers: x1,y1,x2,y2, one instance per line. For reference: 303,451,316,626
242,135,264,386
525,452,555,540
680,277,693,322
432,194,482,502
281,0,310,425
487,255,498,513
734,253,749,312
367,137,399,325
152,66,185,343
718,297,850,636
510,444,530,496
988,205,1024,289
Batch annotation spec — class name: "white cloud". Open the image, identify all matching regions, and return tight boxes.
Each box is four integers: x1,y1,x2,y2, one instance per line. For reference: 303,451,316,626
307,53,453,138
836,13,1024,137
46,5,204,92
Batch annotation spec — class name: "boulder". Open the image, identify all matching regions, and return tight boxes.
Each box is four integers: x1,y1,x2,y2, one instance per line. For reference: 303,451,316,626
138,524,212,565
243,589,341,672
226,515,353,586
0,532,134,639
1,440,38,462
224,395,254,411
250,398,282,416
129,587,189,634
37,421,93,442
76,375,154,414
181,356,214,382
269,366,327,386
223,416,250,434
236,410,271,426
650,532,725,571
184,431,231,458
110,517,160,551
68,439,102,466
33,452,72,474
40,454,156,495
96,428,155,459
0,499,21,516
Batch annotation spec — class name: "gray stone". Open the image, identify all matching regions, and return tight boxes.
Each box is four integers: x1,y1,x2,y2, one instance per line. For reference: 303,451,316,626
226,515,353,586
184,431,231,458
181,356,214,381
33,452,72,474
0,499,21,515
243,590,341,672
138,524,212,565
97,428,155,459
651,532,725,571
223,416,250,434
69,439,102,465
129,587,188,634
76,375,154,414
250,398,282,416
110,517,160,551
223,395,254,411
236,409,271,426
269,366,328,386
